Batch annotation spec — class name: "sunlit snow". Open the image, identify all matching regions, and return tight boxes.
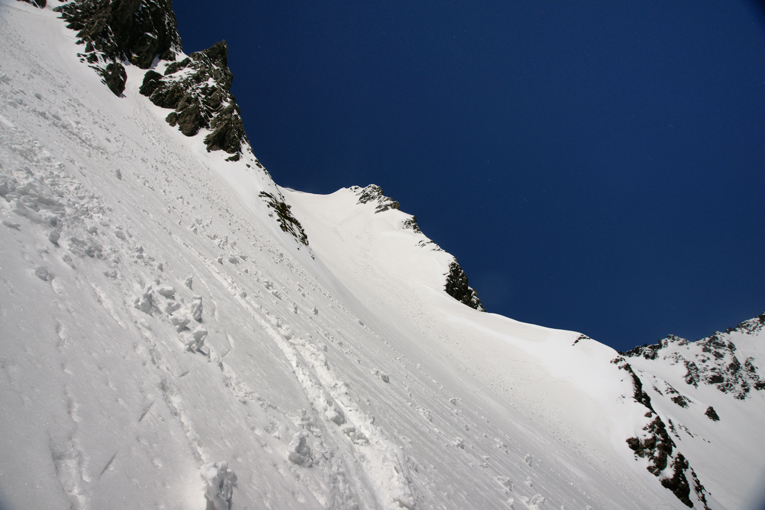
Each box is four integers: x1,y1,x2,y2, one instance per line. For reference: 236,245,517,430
0,2,763,509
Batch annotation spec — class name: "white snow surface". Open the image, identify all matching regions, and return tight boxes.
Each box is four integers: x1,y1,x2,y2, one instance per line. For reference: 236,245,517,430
0,3,763,509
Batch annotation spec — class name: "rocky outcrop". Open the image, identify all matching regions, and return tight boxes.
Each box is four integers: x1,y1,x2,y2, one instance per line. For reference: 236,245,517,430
55,0,250,159
349,184,484,311
727,312,765,335
401,216,422,233
102,62,127,96
55,0,182,96
259,192,308,247
621,323,765,400
19,0,46,7
353,184,401,213
139,41,249,160
444,260,485,311
612,357,709,509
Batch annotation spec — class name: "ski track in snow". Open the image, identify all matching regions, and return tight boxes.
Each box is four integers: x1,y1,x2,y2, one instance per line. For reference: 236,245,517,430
1,3,764,510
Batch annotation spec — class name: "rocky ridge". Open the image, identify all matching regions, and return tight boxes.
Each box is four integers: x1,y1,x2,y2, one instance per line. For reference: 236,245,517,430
258,191,309,247
55,0,250,162
54,0,182,95
444,260,485,311
351,184,485,311
611,358,710,509
353,184,401,213
609,312,765,508
621,320,765,400
139,41,249,160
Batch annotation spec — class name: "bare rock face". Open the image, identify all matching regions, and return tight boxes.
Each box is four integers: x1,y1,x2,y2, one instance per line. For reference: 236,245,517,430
54,0,250,159
55,0,182,96
444,260,485,311
139,41,249,160
55,0,181,69
103,62,127,96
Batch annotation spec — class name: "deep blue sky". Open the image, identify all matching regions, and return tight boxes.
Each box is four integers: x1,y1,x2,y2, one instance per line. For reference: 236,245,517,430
173,1,765,352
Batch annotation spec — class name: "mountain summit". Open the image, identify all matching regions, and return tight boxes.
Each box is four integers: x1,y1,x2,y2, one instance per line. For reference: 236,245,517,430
1,2,763,509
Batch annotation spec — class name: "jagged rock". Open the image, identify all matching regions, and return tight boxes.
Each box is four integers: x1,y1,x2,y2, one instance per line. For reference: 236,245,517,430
138,70,163,96
704,406,720,421
444,260,485,311
573,334,591,345
727,312,765,335
55,0,182,96
176,103,202,136
353,184,401,213
612,358,655,410
138,41,248,159
205,105,247,159
402,216,422,233
614,356,708,509
103,62,127,96
660,453,693,508
259,192,309,246
622,325,765,399
55,0,181,68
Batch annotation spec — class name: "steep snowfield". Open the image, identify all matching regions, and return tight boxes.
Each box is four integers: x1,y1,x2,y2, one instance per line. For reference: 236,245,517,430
0,3,763,510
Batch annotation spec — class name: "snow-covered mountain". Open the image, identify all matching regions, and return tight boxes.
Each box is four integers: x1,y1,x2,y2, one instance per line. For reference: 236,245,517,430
0,2,763,509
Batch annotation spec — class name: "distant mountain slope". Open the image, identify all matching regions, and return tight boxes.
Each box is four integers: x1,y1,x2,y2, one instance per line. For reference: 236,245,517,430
0,2,763,510
619,317,765,508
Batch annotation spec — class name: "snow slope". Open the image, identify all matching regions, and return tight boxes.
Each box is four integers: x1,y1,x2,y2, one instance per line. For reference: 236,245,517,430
0,2,763,509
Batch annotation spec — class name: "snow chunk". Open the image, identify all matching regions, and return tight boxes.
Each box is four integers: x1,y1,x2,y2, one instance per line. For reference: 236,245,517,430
325,408,345,425
2,219,21,230
341,425,369,445
497,476,513,491
156,285,175,298
170,314,190,332
201,461,237,510
134,285,153,314
34,266,49,281
186,326,208,352
527,494,545,509
190,295,203,322
48,228,60,245
287,432,313,467
164,301,181,314
12,199,43,223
